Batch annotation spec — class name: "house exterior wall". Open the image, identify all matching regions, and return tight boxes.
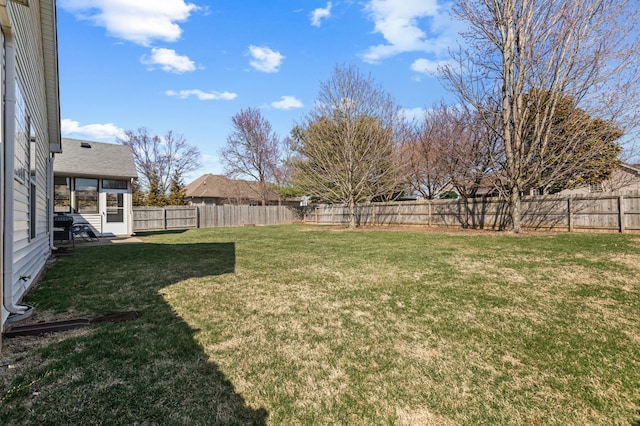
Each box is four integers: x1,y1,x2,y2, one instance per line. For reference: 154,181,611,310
2,0,58,329
187,197,218,206
559,166,640,195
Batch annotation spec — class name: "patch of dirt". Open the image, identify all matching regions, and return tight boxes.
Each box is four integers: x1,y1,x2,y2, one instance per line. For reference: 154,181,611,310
1,309,140,388
1,327,90,397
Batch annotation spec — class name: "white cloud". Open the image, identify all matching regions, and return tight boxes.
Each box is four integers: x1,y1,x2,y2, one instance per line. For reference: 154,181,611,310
166,89,237,101
61,118,126,140
58,0,199,46
248,45,285,73
141,48,197,73
400,107,426,122
311,2,332,27
410,58,451,76
361,0,458,63
271,96,304,110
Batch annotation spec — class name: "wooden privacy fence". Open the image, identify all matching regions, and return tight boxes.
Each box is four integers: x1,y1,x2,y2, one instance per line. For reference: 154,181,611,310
198,205,299,228
133,205,301,231
305,192,640,233
133,206,198,231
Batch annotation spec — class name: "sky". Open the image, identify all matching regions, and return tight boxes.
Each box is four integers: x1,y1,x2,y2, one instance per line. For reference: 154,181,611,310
56,0,464,182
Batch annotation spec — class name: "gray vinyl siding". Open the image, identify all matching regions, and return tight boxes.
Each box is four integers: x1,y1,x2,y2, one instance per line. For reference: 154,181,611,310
5,0,54,312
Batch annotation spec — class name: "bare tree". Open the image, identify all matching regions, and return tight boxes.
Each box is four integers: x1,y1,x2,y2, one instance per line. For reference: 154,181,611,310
402,102,500,200
443,104,502,199
292,64,405,228
270,136,307,199
442,0,640,231
220,107,282,206
401,106,453,199
118,128,201,206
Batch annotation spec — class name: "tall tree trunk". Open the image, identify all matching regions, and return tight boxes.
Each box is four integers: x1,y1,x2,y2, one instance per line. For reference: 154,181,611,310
348,198,357,229
509,186,521,233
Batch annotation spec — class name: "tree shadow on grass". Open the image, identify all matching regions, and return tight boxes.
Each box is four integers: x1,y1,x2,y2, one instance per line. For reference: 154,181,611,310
0,242,268,425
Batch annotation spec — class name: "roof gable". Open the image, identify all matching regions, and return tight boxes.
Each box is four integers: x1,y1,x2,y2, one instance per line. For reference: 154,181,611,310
54,138,137,179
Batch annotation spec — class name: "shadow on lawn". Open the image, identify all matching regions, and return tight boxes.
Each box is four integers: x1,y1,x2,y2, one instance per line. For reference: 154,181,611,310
134,229,189,237
0,242,268,425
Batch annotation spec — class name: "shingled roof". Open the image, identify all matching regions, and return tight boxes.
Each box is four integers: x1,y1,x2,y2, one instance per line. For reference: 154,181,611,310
54,138,137,179
185,174,281,203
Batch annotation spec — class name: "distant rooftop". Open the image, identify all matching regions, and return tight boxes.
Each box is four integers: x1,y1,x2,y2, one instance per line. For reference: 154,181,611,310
185,174,280,202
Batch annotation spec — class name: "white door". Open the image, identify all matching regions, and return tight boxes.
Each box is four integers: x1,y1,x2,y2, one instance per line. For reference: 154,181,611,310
100,190,128,236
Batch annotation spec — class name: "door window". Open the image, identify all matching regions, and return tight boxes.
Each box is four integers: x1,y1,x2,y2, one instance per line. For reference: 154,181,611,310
106,193,124,223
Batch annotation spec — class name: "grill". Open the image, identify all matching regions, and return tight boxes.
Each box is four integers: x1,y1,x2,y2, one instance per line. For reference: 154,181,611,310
53,214,74,243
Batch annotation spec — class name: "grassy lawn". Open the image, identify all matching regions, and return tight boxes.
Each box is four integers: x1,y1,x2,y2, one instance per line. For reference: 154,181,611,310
1,225,640,425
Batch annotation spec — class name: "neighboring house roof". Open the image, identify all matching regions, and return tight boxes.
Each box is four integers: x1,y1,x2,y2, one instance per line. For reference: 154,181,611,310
185,174,280,202
54,138,137,179
622,163,640,173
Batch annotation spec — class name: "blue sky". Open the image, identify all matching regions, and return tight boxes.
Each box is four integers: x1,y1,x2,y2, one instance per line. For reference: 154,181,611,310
57,0,463,182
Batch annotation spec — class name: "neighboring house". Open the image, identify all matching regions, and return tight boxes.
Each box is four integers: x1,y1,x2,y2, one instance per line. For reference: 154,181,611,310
558,163,640,195
185,174,285,206
1,0,61,331
434,163,640,199
53,138,137,237
434,175,501,199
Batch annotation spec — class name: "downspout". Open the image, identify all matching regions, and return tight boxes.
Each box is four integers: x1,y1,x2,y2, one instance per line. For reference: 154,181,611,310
128,178,134,235
48,155,54,250
2,21,28,315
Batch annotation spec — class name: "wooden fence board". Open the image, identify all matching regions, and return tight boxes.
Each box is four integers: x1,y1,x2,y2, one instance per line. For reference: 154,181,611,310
625,195,640,230
133,194,640,233
305,193,640,233
133,205,300,231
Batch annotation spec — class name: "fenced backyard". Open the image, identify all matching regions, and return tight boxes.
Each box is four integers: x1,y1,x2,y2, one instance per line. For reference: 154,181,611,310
305,192,640,233
132,192,640,233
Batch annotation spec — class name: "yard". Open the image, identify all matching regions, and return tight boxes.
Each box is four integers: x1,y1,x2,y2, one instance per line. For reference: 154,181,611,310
1,225,639,425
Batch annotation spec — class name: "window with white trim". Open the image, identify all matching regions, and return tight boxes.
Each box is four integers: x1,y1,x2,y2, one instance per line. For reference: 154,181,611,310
14,81,29,183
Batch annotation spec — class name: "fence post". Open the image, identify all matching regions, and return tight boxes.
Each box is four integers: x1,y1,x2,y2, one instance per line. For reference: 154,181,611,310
163,207,167,230
619,195,625,233
567,197,573,232
427,201,432,226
